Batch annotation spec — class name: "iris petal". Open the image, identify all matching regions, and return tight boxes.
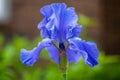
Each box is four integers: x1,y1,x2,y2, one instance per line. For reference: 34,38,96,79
68,37,99,67
66,47,82,63
59,6,78,42
46,45,59,64
20,38,53,66
39,3,79,42
72,25,82,37
66,25,82,39
50,3,67,42
40,5,52,18
38,5,53,29
50,3,66,23
40,28,50,38
37,18,47,30
63,7,78,26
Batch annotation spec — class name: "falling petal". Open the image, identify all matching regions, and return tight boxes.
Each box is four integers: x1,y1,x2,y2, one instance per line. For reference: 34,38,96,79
68,37,99,67
20,38,53,66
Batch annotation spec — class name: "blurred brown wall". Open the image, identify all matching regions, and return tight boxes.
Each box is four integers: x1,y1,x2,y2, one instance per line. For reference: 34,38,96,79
0,0,100,37
101,0,120,54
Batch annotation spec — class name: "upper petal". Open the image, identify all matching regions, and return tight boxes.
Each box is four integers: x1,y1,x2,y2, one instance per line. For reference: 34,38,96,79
68,37,99,67
58,6,78,42
40,5,52,18
49,3,67,42
38,18,47,30
40,27,50,38
38,5,53,29
63,7,78,27
50,3,66,23
66,25,82,39
20,38,53,66
38,3,79,43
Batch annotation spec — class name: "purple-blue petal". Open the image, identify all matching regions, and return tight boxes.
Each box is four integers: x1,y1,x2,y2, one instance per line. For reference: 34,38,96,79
66,25,82,39
20,48,40,66
39,3,79,43
40,27,50,38
66,47,82,63
50,3,66,23
68,38,99,67
72,25,82,37
82,41,99,67
63,7,78,26
40,5,52,18
46,45,59,64
59,6,78,42
50,3,67,42
37,18,47,30
20,38,53,66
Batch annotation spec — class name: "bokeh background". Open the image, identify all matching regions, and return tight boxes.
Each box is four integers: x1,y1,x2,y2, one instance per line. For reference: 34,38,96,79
0,0,120,80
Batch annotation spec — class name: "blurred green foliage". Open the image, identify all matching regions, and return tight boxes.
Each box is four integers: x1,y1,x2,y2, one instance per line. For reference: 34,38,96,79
78,14,94,27
0,33,120,80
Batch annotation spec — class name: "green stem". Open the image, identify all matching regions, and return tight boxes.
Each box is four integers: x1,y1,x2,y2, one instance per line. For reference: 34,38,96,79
62,72,67,80
59,49,68,80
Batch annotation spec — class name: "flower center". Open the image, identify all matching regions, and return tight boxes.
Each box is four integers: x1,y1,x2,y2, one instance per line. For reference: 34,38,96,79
59,43,65,50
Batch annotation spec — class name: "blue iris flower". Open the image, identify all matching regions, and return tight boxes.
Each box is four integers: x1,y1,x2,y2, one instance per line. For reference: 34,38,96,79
20,3,99,67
